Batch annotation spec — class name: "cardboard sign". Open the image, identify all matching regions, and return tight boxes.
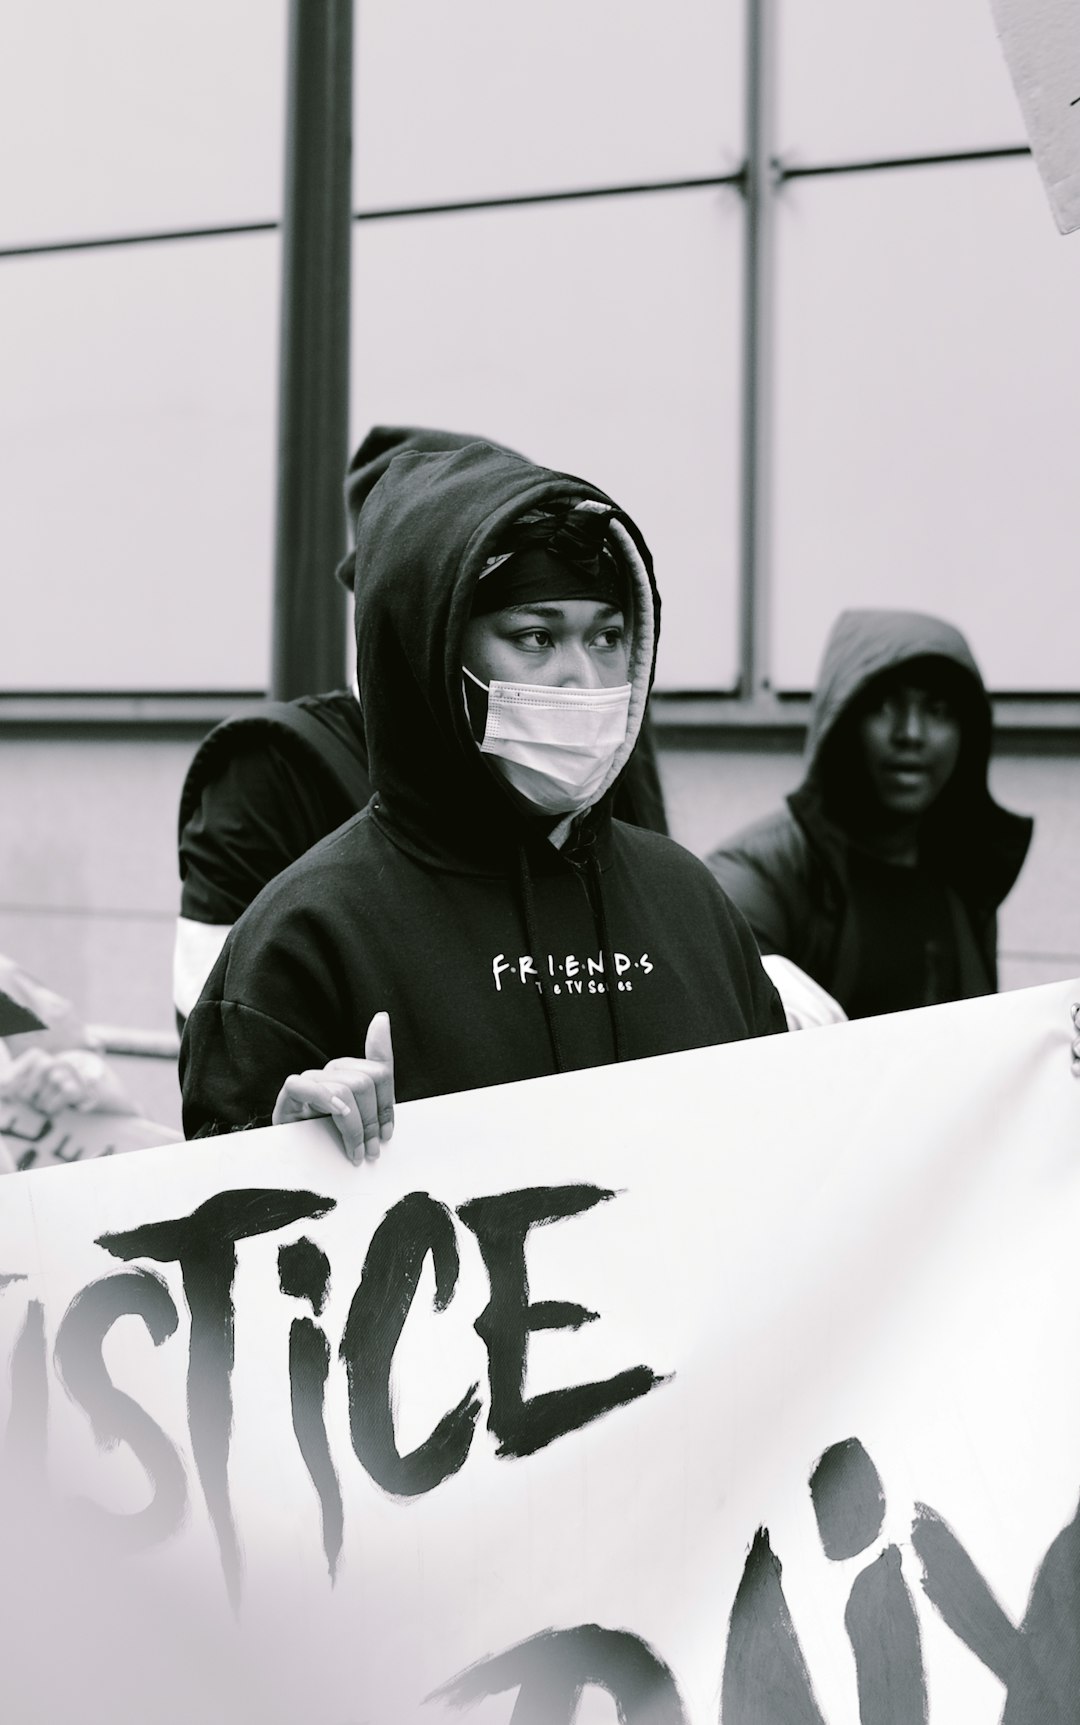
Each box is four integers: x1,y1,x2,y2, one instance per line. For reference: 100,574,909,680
0,986,44,1036
988,0,1080,233
0,979,1078,1723
0,1098,180,1173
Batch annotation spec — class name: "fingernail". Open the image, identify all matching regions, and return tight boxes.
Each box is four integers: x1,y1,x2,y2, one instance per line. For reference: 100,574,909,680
381,1119,394,1144
366,1139,381,1162
329,1096,351,1117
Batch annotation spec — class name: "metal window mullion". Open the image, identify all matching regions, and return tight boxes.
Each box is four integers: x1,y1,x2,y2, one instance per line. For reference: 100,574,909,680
271,0,354,701
737,0,778,701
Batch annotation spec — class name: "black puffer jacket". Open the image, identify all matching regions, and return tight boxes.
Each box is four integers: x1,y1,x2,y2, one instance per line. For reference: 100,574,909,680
706,610,1033,1012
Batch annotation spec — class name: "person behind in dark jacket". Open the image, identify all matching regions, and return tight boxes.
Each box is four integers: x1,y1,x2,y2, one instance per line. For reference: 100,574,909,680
173,425,669,1025
180,442,785,1157
706,609,1033,1025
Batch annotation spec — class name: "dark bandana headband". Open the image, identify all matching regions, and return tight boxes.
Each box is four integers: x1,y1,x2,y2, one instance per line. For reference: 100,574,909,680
471,547,626,616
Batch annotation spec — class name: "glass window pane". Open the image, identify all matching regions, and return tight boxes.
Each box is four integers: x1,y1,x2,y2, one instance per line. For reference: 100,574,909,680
778,0,1027,166
0,235,279,691
355,0,744,207
0,1,286,248
351,189,743,690
771,160,1080,692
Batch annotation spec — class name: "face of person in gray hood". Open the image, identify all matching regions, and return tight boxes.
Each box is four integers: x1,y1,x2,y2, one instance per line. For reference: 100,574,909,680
855,658,963,826
463,598,630,690
804,614,994,871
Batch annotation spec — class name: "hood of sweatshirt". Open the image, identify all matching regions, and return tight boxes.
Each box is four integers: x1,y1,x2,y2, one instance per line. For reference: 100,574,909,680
334,425,526,589
791,608,1032,912
352,441,658,874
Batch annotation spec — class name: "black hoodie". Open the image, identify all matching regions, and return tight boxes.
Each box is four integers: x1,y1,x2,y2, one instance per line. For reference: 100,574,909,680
180,445,784,1135
174,428,668,1021
706,610,1033,1016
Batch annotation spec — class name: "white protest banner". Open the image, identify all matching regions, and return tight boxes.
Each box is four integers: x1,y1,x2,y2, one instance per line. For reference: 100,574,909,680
988,0,1080,233
0,978,1077,1723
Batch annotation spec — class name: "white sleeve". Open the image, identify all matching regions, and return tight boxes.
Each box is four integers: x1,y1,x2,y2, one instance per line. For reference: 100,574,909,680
759,953,848,1032
173,917,233,1021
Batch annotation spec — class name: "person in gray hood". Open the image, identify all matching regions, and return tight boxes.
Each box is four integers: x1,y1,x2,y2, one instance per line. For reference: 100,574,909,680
706,609,1033,1021
182,441,784,1157
174,425,669,1027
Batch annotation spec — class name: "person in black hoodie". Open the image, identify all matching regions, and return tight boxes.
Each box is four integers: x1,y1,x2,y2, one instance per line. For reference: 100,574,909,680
180,442,785,1157
173,426,669,1024
706,610,1033,1024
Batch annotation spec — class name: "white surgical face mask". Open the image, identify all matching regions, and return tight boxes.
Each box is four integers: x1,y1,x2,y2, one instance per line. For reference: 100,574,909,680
464,671,632,815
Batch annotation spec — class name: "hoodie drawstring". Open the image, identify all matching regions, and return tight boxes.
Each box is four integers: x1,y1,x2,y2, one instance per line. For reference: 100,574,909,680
515,843,626,1075
588,850,625,1064
517,844,566,1074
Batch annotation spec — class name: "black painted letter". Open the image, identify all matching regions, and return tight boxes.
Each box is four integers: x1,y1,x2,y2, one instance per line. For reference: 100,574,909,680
2,1294,47,1504
432,1624,688,1724
53,1269,187,1552
340,1191,481,1496
722,1528,827,1725
98,1186,334,1605
457,1185,664,1459
279,1237,343,1579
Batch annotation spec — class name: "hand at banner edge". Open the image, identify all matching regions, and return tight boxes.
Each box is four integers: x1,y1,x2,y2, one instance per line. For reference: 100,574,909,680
271,1011,395,1164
